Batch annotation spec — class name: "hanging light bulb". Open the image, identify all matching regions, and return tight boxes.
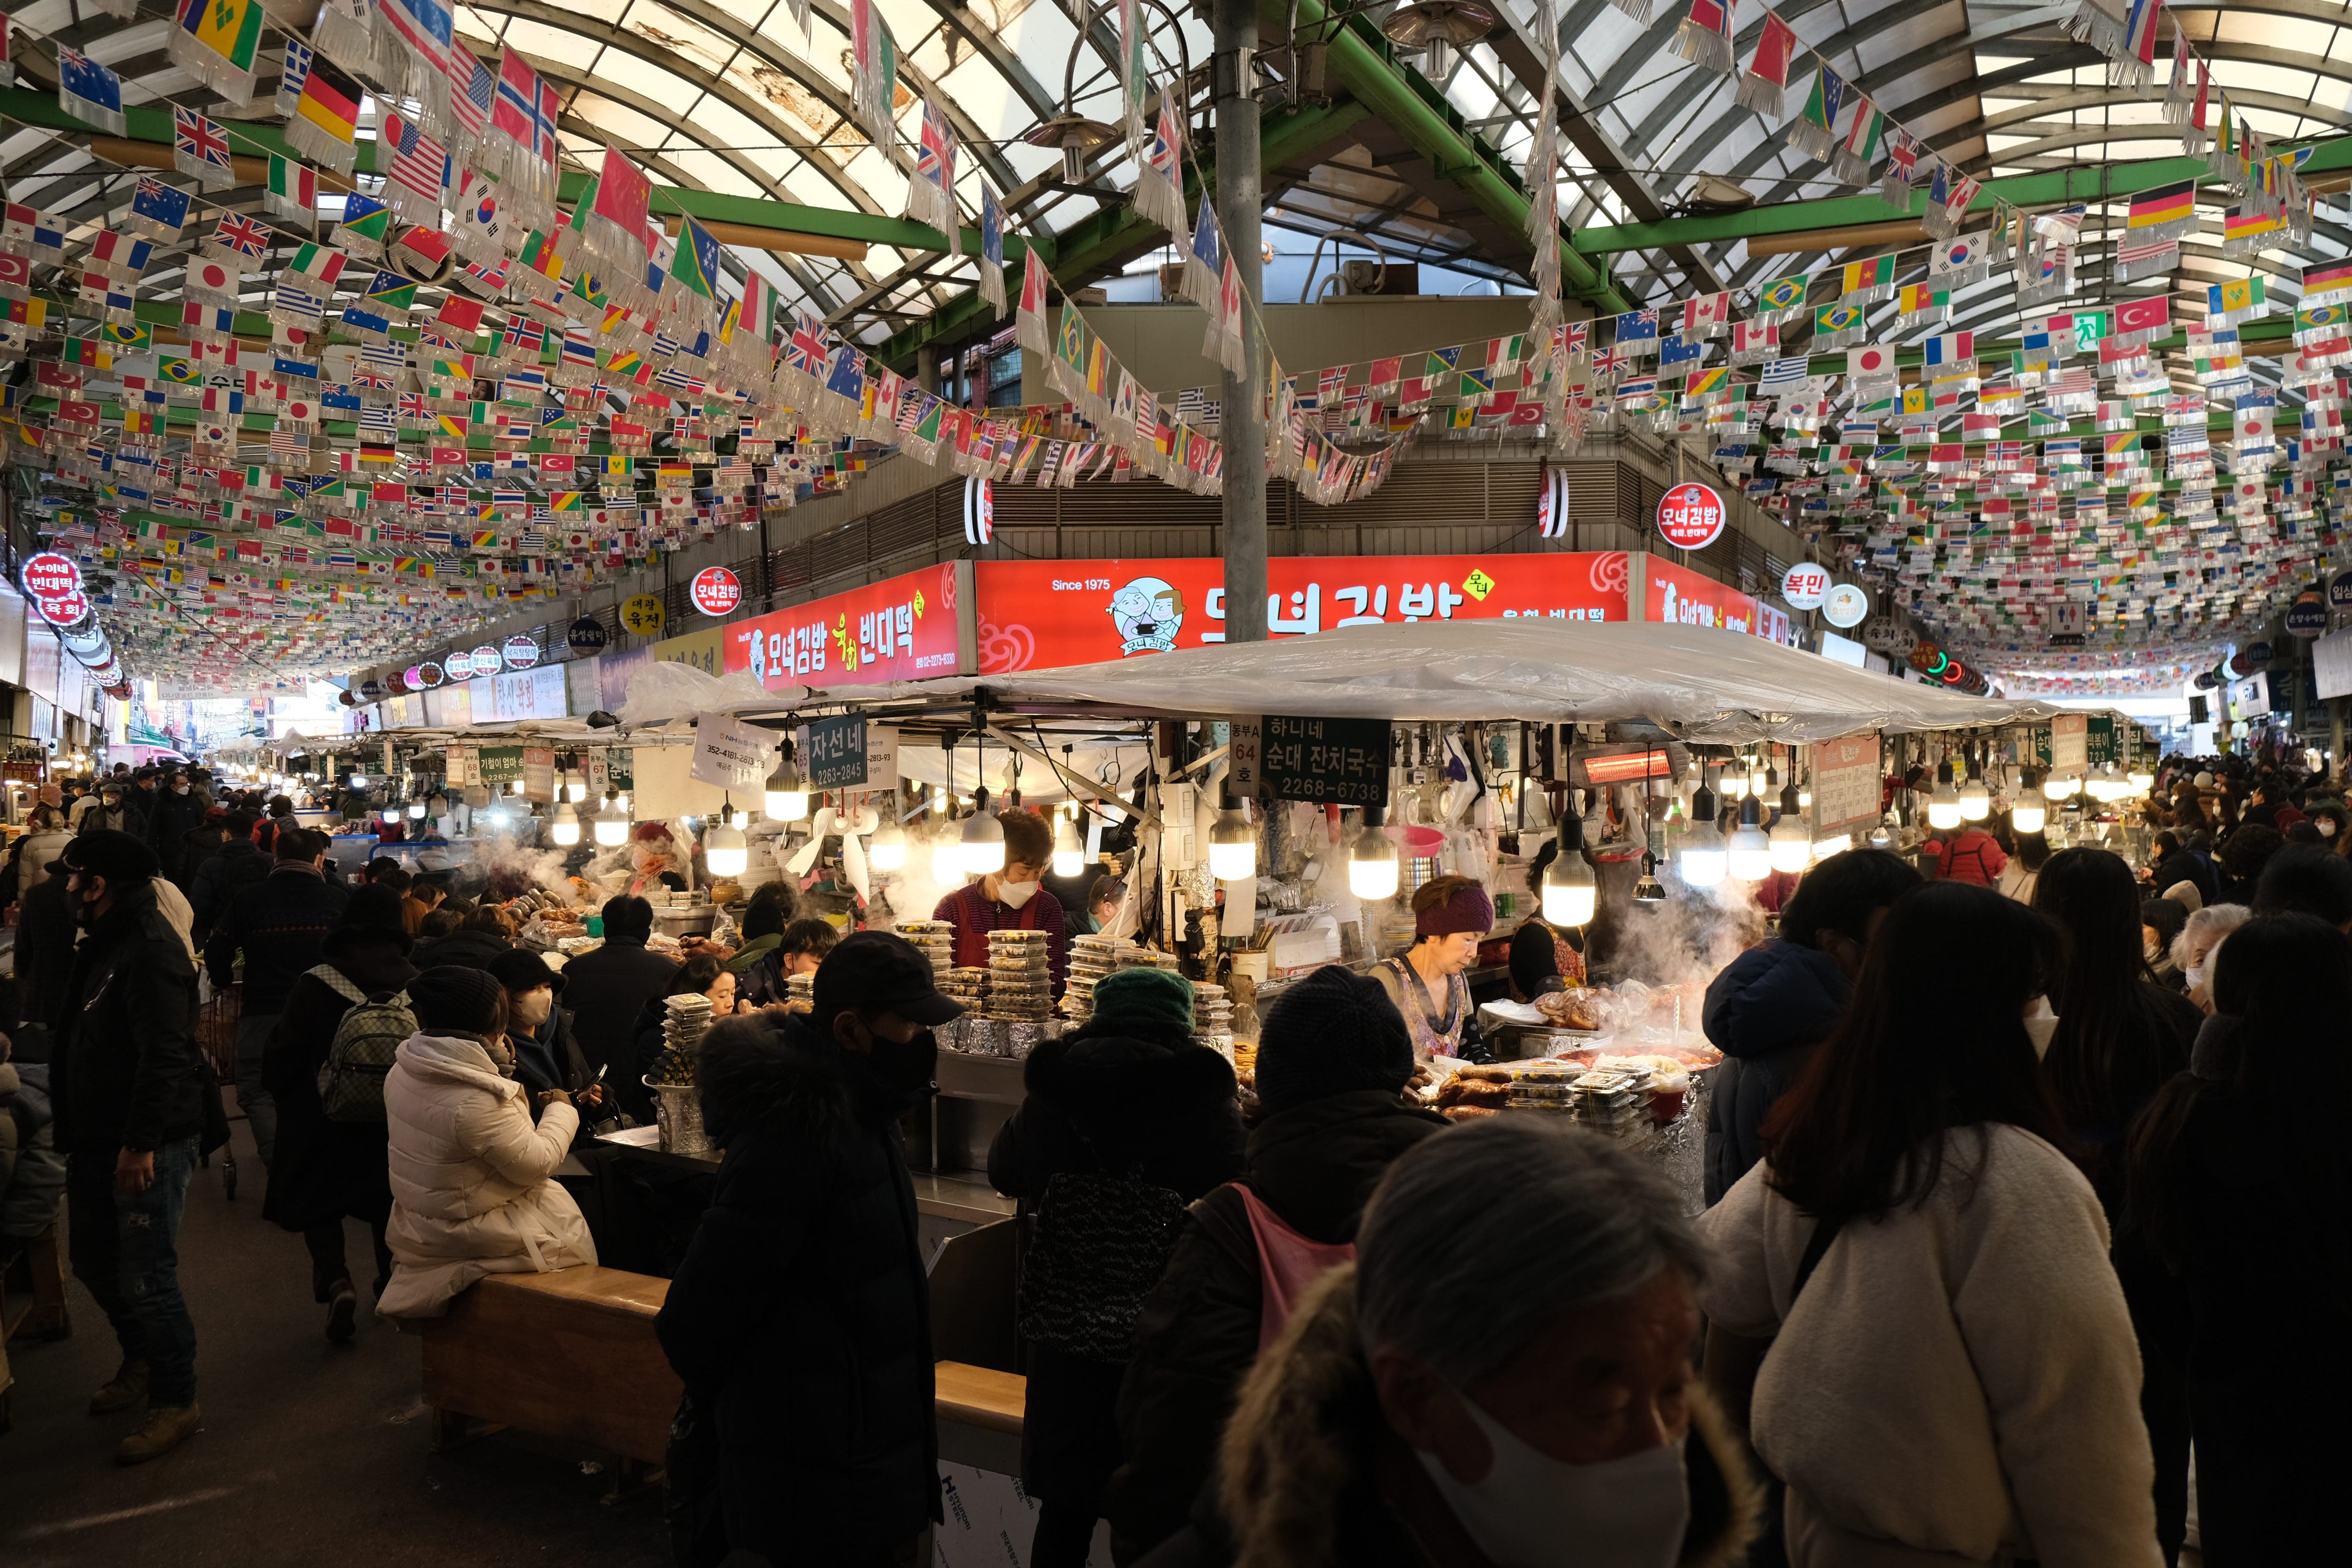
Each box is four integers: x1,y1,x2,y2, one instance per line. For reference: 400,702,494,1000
1768,778,1812,873
350,771,369,790
510,778,527,796
567,769,590,805
407,798,426,820
704,801,748,877
1746,755,1769,798
2047,770,2080,801
1051,811,1085,878
1208,796,1259,880
1958,749,1991,821
1541,816,1598,926
1728,793,1773,882
1679,767,1728,889
960,786,1007,875
2012,769,2048,835
550,799,581,846
1927,759,1964,830
593,789,629,847
1632,851,1667,902
875,808,908,870
1349,806,1399,901
765,740,808,822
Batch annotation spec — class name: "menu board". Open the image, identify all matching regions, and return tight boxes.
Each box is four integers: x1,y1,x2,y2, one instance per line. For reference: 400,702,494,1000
522,745,556,803
1259,716,1391,806
2048,713,2089,771
1808,732,1882,843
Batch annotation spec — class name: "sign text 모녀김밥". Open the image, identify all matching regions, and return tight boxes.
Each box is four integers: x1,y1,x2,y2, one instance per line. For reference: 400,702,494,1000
1259,716,1392,807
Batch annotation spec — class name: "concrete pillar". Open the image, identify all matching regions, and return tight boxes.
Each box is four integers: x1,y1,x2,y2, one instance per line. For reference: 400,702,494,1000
916,346,938,395
1214,0,1267,642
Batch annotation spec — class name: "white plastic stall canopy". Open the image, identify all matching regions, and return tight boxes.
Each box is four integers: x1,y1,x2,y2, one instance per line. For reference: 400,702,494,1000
739,619,2078,744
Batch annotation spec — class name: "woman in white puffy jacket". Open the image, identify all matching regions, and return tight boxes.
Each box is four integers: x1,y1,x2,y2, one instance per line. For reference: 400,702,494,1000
378,966,595,1319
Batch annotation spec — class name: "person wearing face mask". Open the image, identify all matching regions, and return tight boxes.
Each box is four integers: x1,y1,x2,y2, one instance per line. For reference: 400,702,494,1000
1136,1116,1760,1568
1700,883,2162,1568
2142,899,2190,991
377,966,596,1320
935,807,1069,1000
145,766,212,893
486,950,610,1146
205,827,350,1166
50,830,209,1463
2172,902,2250,1022
656,932,964,1568
2301,797,2351,853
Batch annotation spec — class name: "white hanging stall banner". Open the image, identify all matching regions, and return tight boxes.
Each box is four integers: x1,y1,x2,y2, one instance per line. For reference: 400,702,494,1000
691,710,778,792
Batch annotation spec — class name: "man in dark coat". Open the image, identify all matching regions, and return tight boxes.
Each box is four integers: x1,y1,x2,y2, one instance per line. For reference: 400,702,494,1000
51,830,207,1464
145,767,212,889
986,968,1247,1568
189,811,271,948
14,861,76,1032
262,884,416,1343
559,894,678,1120
205,826,349,1166
1105,964,1441,1566
1701,847,1921,1206
656,932,961,1568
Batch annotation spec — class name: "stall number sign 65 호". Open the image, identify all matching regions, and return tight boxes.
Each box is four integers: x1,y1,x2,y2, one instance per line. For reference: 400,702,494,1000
1656,481,1727,551
1260,715,1392,807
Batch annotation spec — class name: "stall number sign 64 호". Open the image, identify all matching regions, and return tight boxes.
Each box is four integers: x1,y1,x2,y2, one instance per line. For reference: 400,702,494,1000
1259,715,1392,807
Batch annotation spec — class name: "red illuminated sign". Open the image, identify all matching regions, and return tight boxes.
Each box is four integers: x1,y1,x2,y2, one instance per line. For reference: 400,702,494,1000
20,551,80,602
1656,481,1726,550
1780,562,1830,610
974,553,1630,674
1644,558,1757,634
722,562,965,689
690,567,743,617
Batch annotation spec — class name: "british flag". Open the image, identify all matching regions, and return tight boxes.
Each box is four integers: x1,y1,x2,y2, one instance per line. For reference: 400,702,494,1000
173,108,233,187
209,213,274,261
786,311,832,375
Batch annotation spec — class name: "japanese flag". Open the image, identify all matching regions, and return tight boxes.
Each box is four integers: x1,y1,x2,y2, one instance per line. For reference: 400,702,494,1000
190,257,237,295
1848,344,1896,378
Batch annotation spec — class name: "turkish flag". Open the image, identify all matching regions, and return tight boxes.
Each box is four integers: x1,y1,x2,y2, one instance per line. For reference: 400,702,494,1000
2113,296,2171,337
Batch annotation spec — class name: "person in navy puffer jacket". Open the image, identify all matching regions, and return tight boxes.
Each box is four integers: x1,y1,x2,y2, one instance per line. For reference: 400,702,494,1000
1701,848,1921,1206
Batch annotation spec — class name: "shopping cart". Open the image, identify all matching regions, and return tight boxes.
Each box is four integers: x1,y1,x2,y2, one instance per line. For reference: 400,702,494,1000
198,984,242,1199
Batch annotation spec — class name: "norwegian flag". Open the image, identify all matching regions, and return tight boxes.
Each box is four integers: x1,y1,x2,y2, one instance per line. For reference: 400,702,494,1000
174,107,235,189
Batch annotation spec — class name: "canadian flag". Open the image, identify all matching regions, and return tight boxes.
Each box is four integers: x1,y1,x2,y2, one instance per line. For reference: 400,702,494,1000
1848,344,1896,378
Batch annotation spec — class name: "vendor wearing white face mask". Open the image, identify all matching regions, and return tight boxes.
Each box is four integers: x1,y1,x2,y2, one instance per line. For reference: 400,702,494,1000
1134,1116,1757,1568
933,808,1069,999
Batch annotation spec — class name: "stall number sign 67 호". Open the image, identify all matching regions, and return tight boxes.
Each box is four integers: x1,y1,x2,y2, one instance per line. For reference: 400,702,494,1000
1260,715,1392,807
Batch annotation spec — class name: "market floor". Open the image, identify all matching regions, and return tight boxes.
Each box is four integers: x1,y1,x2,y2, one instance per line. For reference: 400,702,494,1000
0,1113,669,1568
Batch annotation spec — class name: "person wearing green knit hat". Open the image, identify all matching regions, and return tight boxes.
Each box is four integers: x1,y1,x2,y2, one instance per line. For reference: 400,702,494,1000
987,956,1243,1568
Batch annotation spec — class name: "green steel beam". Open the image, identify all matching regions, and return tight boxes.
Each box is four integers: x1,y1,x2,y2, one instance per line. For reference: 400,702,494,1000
1573,132,2352,256
1286,0,1628,314
873,97,1368,368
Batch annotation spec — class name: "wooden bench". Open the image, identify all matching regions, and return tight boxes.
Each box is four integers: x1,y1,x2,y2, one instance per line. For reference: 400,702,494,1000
1,1223,71,1434
422,1264,680,1467
934,1359,1026,1473
420,1265,1031,1482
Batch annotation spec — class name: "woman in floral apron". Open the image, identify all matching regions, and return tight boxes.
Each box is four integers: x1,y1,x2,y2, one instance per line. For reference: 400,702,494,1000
1370,875,1493,1061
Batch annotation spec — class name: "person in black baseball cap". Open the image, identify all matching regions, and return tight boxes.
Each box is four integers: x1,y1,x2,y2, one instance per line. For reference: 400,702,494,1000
486,949,607,1134
52,826,208,1462
655,929,963,1566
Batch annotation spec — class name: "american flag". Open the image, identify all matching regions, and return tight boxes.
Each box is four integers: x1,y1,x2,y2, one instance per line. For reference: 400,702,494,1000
448,48,493,145
381,110,450,211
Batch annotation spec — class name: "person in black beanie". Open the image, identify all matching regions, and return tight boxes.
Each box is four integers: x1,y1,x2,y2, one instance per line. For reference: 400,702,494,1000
988,965,1246,1568
1104,964,1445,1563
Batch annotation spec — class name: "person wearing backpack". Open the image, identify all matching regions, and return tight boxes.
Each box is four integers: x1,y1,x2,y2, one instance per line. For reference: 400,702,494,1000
262,885,418,1343
987,967,1246,1568
1105,964,1442,1565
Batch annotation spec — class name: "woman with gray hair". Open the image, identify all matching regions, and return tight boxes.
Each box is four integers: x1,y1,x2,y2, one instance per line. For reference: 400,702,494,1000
1134,1116,1761,1568
2172,902,2251,1017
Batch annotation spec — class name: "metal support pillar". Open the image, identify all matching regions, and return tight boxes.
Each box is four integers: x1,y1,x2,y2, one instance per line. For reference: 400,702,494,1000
1215,0,1268,642
916,346,938,395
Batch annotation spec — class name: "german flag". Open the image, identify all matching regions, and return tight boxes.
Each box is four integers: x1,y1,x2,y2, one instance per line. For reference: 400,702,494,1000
2302,259,2352,299
2125,180,2196,240
292,52,361,163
